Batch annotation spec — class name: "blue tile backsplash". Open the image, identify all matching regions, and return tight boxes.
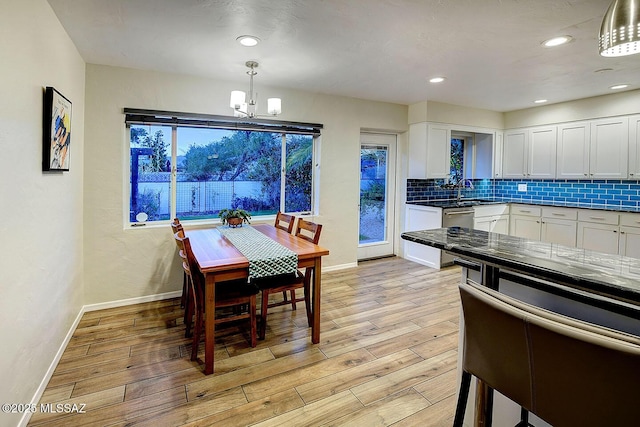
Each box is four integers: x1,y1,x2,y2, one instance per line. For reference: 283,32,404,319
407,178,640,208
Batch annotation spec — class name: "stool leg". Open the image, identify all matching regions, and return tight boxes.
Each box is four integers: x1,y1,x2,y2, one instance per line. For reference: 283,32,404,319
453,371,472,427
485,386,494,427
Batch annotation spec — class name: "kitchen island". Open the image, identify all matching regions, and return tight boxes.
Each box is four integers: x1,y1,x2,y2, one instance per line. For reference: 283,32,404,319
401,227,640,426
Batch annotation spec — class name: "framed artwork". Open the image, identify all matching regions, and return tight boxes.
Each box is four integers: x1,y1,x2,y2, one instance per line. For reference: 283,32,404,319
43,86,72,171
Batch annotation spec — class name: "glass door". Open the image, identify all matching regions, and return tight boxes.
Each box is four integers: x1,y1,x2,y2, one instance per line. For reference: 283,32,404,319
358,133,396,260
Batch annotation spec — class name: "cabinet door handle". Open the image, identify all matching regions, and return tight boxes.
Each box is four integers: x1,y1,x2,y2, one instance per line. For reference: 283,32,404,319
551,213,566,216
621,231,626,234
590,217,606,220
613,230,618,233
631,173,635,176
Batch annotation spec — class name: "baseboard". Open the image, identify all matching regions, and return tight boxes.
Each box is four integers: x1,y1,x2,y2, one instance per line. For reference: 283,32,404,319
21,290,181,426
323,262,358,272
83,290,182,312
19,305,86,427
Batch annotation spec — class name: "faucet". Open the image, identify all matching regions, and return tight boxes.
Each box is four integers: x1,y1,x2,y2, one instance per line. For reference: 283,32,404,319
455,178,474,202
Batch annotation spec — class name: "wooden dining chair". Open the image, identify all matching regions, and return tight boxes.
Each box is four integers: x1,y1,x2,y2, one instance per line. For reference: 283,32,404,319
455,279,640,427
175,232,258,360
274,211,295,233
254,218,322,340
170,218,188,309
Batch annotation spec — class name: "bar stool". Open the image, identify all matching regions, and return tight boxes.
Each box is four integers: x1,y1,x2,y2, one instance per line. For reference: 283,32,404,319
455,280,640,427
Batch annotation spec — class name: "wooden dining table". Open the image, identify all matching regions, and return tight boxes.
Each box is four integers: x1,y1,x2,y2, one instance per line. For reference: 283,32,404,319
186,223,330,375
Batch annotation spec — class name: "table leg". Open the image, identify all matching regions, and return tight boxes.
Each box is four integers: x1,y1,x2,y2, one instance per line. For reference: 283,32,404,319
204,274,216,375
312,257,321,344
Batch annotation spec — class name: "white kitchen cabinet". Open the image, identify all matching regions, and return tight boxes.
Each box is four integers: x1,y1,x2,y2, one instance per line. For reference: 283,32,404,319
404,204,443,268
509,205,542,240
503,126,556,179
407,122,451,179
627,115,640,179
576,210,620,255
408,122,428,179
577,222,620,255
493,131,503,178
618,212,640,258
528,126,557,178
590,117,629,179
540,207,577,247
619,226,640,258
541,218,577,247
556,121,590,179
474,204,509,234
503,129,527,178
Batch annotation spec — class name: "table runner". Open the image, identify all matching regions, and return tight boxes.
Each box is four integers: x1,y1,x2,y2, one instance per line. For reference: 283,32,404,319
218,225,298,279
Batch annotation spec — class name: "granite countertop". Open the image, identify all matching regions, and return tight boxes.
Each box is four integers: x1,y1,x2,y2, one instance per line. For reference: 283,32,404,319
401,227,640,306
407,198,640,213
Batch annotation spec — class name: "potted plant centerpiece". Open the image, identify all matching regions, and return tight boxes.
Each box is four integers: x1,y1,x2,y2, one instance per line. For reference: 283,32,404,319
218,208,251,228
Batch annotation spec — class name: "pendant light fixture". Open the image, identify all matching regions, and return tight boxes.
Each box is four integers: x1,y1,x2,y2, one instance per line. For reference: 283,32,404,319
599,0,640,57
229,61,282,118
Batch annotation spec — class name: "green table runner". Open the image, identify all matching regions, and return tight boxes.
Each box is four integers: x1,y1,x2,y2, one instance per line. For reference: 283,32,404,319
218,225,298,279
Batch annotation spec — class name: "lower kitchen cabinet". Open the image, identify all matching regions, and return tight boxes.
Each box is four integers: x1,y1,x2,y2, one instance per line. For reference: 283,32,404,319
577,222,620,255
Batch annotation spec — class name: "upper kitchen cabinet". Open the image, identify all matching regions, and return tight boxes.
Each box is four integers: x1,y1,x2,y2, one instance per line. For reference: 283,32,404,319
493,131,503,179
408,122,451,179
556,121,590,179
557,117,628,179
503,126,556,179
627,115,640,179
590,117,628,179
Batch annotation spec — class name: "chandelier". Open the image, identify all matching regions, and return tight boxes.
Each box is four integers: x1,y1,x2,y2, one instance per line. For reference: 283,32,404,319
229,61,282,118
599,0,640,57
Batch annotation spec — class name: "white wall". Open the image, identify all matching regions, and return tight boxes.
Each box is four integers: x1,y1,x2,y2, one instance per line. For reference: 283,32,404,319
505,89,640,128
0,1,85,425
83,64,408,304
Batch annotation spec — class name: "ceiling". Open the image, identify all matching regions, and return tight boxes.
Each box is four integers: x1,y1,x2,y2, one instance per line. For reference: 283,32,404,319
47,0,640,112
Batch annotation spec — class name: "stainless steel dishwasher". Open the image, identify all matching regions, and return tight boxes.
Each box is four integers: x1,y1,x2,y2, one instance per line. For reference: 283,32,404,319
441,206,475,265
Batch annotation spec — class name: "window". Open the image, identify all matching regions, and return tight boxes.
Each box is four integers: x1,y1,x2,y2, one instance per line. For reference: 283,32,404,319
126,110,321,224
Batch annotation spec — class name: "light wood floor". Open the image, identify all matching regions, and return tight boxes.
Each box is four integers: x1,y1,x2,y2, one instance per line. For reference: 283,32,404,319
29,258,463,426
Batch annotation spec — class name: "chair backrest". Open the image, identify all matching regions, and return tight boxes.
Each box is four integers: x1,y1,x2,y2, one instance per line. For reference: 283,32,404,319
459,280,640,427
274,212,295,233
171,217,182,233
174,232,204,306
458,281,533,411
295,218,322,244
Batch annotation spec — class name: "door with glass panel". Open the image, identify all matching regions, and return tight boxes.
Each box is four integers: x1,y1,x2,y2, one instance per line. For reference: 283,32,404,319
358,133,397,260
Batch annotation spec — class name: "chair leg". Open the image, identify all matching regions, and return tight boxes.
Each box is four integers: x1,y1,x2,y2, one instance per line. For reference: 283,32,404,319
282,291,288,303
304,279,312,327
259,289,269,340
453,371,472,427
249,295,257,348
485,386,494,427
190,304,202,361
290,290,297,310
184,285,194,338
515,407,534,427
180,272,187,308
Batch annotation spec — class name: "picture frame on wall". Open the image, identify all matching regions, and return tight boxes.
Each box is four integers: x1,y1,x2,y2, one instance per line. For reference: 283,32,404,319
43,86,72,171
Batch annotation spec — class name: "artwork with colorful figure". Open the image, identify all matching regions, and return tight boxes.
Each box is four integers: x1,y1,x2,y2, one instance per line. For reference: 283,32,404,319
44,87,72,171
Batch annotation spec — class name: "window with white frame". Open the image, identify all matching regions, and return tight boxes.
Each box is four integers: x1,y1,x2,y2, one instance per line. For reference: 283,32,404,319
126,110,321,224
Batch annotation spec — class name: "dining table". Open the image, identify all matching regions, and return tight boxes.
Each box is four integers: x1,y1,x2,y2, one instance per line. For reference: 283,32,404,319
186,223,330,375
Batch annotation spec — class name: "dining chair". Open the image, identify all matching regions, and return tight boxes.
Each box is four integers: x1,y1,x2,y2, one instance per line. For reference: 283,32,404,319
170,218,188,309
254,218,322,340
274,211,295,233
175,232,258,360
454,279,640,427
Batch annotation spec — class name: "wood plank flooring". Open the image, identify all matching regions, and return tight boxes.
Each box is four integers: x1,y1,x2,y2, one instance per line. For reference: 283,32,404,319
29,258,462,426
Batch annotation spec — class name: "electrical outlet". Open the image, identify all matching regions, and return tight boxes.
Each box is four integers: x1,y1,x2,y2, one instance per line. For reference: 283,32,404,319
518,183,527,192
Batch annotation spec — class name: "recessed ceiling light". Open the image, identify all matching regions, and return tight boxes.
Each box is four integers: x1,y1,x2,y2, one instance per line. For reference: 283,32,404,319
236,35,260,47
534,99,548,104
610,84,629,90
429,77,445,83
542,36,572,47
